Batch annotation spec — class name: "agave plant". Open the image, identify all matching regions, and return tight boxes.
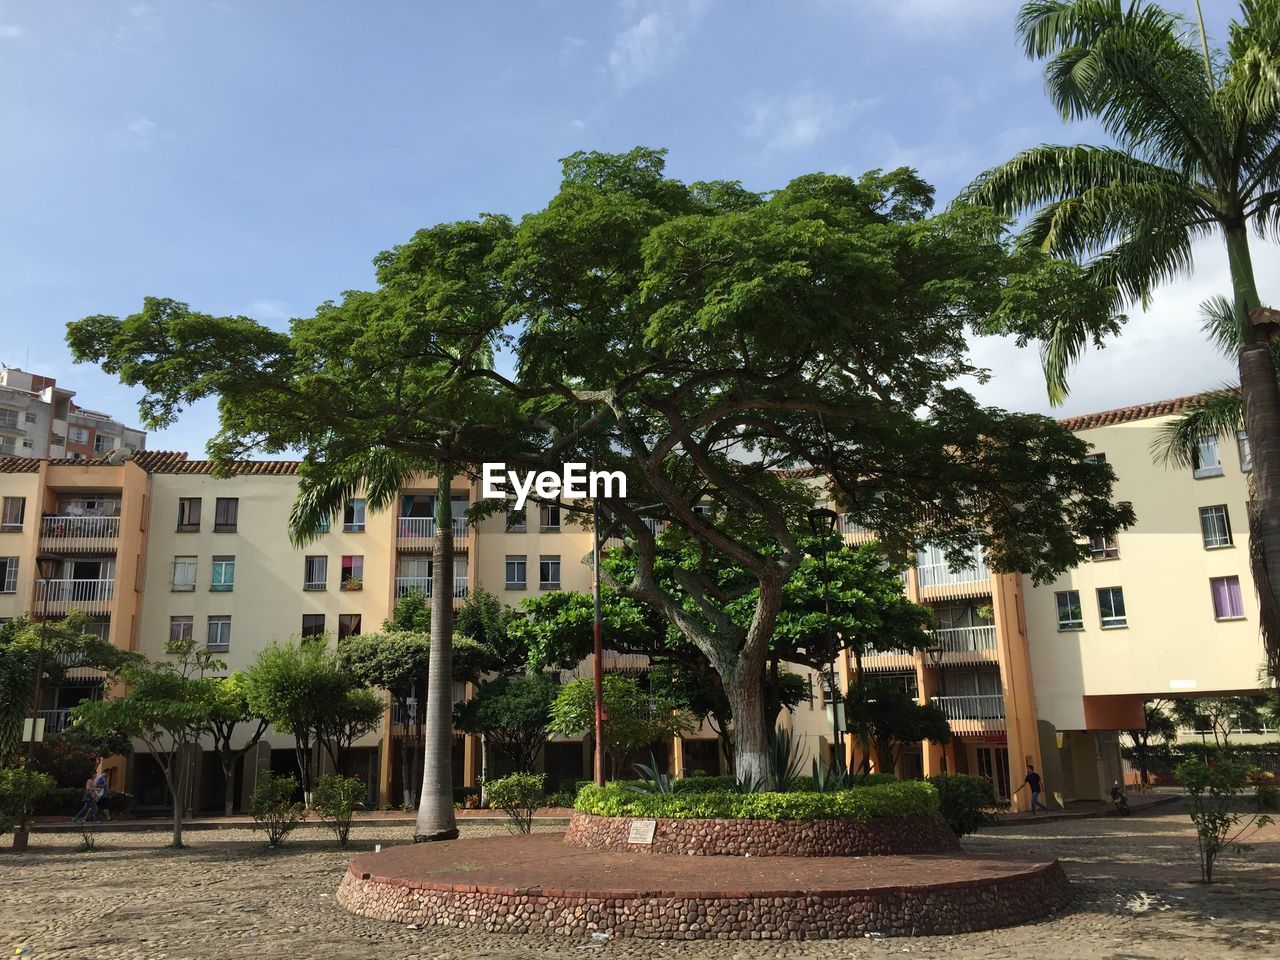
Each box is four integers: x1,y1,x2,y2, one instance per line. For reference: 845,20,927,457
768,725,808,792
628,752,675,794
811,756,851,794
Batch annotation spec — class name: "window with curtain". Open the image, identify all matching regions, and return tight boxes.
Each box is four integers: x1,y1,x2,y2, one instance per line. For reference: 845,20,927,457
172,556,197,591
211,556,235,592
1192,434,1223,478
1199,505,1232,548
1210,576,1245,620
304,555,328,590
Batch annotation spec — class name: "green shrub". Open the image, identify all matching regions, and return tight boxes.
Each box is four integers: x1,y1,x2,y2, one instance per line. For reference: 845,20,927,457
574,780,937,821
1177,758,1274,883
928,773,997,837
34,785,86,817
485,772,545,834
250,772,305,847
0,767,56,836
312,773,364,846
544,788,579,808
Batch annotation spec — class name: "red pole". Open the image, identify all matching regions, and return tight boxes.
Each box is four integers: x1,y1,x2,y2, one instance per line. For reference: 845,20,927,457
592,499,606,787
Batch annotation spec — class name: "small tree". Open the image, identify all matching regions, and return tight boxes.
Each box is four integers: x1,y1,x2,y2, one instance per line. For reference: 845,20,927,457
250,771,305,848
205,673,269,816
549,675,694,780
850,682,952,775
484,772,545,835
313,772,365,846
1125,699,1177,786
72,640,217,847
316,687,384,774
243,639,348,802
1176,757,1274,883
0,767,54,838
455,673,558,774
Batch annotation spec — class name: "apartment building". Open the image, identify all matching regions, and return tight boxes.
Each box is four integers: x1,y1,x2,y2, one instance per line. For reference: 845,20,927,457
0,396,1265,813
0,366,146,460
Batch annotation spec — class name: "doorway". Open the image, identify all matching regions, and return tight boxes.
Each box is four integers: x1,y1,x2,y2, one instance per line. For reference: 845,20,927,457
974,745,1010,801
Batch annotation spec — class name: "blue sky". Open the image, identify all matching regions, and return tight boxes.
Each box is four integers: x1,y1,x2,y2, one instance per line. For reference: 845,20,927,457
0,0,1262,455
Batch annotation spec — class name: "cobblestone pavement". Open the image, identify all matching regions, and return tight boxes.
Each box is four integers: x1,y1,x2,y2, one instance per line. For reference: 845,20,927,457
1,809,1277,959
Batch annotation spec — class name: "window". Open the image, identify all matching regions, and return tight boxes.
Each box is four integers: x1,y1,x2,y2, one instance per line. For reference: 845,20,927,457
341,555,364,589
1,496,24,531
539,504,560,532
171,556,197,592
1199,505,1233,549
338,614,361,639
207,616,232,652
1210,576,1245,620
1238,430,1252,472
301,614,326,637
539,555,561,590
1055,590,1083,630
505,555,527,589
343,499,366,532
1192,434,1223,478
1089,535,1119,560
693,502,713,517
24,412,36,424
176,497,201,532
214,497,239,532
211,556,235,592
0,437,14,456
1082,452,1106,465
316,514,330,533
1097,587,1127,628
506,506,527,532
0,408,18,431
93,434,110,453
0,556,17,593
68,426,89,444
304,555,328,590
168,616,193,645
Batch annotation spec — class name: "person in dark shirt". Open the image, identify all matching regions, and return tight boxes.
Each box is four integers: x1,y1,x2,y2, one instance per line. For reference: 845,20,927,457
1023,764,1045,813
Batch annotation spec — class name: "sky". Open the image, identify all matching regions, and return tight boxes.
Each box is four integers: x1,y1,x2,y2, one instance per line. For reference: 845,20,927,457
0,0,1268,456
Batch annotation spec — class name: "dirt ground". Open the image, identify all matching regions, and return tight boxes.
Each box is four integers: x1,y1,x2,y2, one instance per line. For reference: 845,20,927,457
2,808,1277,960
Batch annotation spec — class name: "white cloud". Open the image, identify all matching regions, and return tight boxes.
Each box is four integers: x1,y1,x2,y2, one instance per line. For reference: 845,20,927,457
110,117,158,151
608,0,709,91
743,91,871,154
967,235,1279,418
114,3,162,43
862,0,1008,28
0,24,24,40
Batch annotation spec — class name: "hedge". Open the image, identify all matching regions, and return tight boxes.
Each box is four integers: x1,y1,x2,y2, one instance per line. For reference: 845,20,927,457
573,772,900,795
573,780,938,821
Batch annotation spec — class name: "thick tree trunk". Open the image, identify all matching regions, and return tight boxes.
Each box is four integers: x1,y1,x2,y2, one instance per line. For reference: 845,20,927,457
725,677,769,786
1227,227,1280,679
415,467,459,842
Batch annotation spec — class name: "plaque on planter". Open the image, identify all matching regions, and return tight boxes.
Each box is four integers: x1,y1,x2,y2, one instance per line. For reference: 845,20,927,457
628,818,657,844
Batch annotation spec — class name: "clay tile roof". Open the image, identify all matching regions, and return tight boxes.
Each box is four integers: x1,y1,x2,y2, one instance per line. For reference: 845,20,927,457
0,457,41,473
1057,394,1203,432
129,451,302,475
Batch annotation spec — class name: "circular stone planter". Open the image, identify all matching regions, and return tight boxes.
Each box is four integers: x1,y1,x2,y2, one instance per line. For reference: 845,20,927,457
562,811,961,856
337,834,1072,940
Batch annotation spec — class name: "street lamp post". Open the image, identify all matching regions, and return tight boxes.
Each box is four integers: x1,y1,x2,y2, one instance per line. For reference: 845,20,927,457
592,498,606,788
806,508,841,758
14,552,64,851
926,644,947,773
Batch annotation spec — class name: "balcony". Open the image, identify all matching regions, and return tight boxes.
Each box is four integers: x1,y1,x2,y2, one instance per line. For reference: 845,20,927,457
931,694,1006,734
860,648,919,672
394,575,470,603
40,515,121,552
37,708,73,734
839,514,876,544
34,578,115,615
396,517,469,551
915,546,991,600
929,625,998,664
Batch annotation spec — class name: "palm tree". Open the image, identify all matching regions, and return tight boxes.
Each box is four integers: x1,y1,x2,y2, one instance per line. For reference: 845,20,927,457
290,448,461,840
961,0,1280,677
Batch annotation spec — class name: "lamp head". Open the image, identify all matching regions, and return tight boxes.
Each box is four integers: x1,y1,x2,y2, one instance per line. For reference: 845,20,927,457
806,507,839,536
36,553,62,582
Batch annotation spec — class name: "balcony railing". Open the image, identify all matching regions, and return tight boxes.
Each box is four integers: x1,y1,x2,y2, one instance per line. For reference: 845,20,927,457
40,515,121,549
35,579,115,612
931,694,1005,722
37,708,73,734
931,625,997,655
394,575,469,599
860,648,919,672
396,517,469,547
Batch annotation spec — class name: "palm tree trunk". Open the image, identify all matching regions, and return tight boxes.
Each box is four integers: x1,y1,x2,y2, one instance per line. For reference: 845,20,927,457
1227,228,1280,679
414,466,459,841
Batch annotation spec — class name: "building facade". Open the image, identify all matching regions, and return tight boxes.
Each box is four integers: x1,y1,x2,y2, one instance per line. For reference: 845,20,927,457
0,395,1267,813
0,366,146,460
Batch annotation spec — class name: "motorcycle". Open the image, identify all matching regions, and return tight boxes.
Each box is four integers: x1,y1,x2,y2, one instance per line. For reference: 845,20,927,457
1110,781,1131,816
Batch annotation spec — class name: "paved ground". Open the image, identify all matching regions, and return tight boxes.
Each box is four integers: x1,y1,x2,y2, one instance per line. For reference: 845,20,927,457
3,807,1278,960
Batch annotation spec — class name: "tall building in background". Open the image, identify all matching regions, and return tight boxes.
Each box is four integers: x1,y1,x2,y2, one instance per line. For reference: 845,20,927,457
0,366,146,460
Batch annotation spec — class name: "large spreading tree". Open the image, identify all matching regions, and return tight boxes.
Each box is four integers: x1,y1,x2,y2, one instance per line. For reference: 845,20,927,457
961,0,1280,678
68,149,1131,785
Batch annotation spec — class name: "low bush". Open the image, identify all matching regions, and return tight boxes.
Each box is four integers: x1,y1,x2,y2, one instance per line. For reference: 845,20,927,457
485,772,545,834
574,780,938,821
0,768,55,835
34,785,86,817
927,773,997,837
543,788,578,808
312,773,364,846
250,772,305,847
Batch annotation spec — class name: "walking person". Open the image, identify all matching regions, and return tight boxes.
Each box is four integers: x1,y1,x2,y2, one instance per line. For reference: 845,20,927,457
1022,763,1046,813
72,774,100,824
93,769,113,822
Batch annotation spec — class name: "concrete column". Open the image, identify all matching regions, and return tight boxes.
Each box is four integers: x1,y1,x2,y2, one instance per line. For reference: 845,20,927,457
991,573,1045,812
670,734,685,779
378,701,394,807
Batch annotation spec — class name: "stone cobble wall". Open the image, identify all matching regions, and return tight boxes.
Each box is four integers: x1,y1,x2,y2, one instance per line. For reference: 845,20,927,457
336,862,1072,939
562,812,961,856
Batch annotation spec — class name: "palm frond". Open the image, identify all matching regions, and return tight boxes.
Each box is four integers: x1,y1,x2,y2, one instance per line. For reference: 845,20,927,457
1150,388,1245,468
1199,294,1241,356
289,447,425,546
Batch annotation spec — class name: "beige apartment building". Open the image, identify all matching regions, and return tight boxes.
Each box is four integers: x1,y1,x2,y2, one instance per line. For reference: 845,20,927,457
0,395,1266,813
